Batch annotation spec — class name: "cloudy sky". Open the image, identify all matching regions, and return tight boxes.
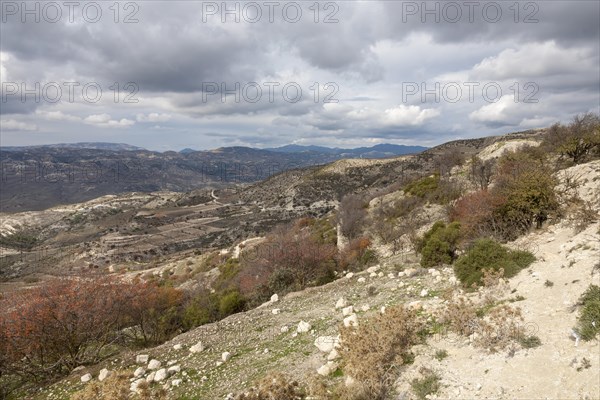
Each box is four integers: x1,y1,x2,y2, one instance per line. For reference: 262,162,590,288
1,1,599,151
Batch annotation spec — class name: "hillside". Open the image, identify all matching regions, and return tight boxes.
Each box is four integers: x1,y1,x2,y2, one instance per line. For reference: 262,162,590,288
1,124,599,400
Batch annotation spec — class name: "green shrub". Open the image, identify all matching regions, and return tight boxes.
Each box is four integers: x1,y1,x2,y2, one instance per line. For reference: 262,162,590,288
411,370,441,400
419,221,461,268
454,239,535,287
219,290,246,317
434,349,448,361
405,175,439,198
518,335,542,349
575,284,600,341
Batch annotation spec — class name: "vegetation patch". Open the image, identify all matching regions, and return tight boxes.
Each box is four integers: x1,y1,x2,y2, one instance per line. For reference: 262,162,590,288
575,284,600,341
454,239,535,287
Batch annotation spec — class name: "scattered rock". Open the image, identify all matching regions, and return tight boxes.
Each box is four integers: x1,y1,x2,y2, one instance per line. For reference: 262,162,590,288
130,378,144,393
360,304,370,312
280,326,289,333
342,305,354,316
345,272,354,278
367,265,380,273
272,308,280,315
148,359,161,370
154,368,167,382
420,289,429,297
357,277,366,283
146,372,156,382
133,367,145,378
173,344,182,350
190,341,205,353
72,366,85,373
98,368,111,382
327,349,340,361
335,297,347,309
172,378,182,387
343,314,359,327
345,376,356,387
80,373,92,383
317,361,338,376
297,320,312,333
314,336,340,353
168,365,181,375
270,294,279,303
136,354,149,364
222,352,232,362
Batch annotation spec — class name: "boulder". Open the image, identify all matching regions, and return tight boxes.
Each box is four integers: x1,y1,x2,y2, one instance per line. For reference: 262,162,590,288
154,368,167,382
314,336,339,353
173,344,182,350
136,354,149,364
270,294,279,303
357,277,366,283
335,297,347,309
272,308,280,315
189,341,205,353
98,368,111,382
168,365,181,375
343,314,359,327
172,378,182,387
280,326,289,333
222,352,232,362
317,361,338,376
130,378,144,393
80,373,92,383
342,306,354,316
148,359,161,370
146,372,156,382
297,320,311,333
327,349,340,361
133,367,145,378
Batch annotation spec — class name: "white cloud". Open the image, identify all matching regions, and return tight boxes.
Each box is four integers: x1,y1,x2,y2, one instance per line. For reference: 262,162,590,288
36,110,81,122
136,113,172,123
84,114,135,128
1,119,38,131
469,95,518,124
382,105,440,127
471,41,596,81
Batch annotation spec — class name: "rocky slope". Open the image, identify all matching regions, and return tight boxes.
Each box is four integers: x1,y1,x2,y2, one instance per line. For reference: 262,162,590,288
29,157,599,400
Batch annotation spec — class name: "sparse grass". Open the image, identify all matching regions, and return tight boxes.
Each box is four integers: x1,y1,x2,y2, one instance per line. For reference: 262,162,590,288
575,285,600,341
434,349,448,361
518,335,542,349
411,369,441,400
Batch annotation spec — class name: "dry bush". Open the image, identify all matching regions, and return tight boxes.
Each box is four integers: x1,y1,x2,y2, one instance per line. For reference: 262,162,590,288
571,199,599,233
479,268,509,306
241,219,338,304
440,296,479,336
71,372,166,400
337,194,368,240
338,306,421,400
337,237,376,271
0,277,184,381
235,372,305,400
475,305,524,352
543,113,600,164
469,156,494,190
450,190,504,240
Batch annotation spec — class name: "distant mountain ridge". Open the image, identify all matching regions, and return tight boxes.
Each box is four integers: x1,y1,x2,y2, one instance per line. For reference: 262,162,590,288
2,142,145,151
266,143,428,158
2,142,428,157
